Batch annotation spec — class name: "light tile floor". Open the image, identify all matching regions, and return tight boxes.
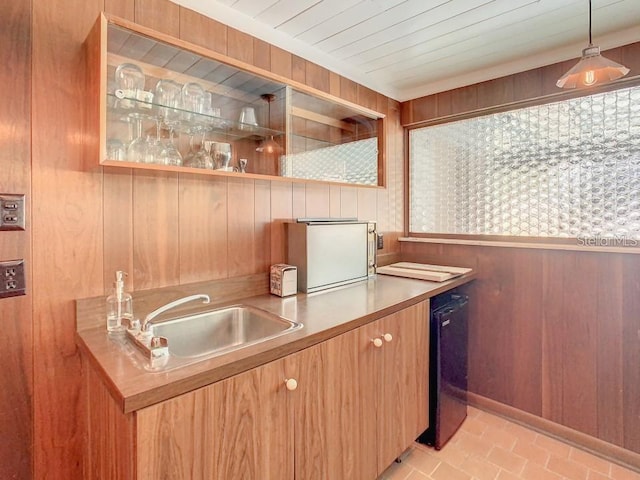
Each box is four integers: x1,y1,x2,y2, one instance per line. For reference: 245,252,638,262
379,407,640,480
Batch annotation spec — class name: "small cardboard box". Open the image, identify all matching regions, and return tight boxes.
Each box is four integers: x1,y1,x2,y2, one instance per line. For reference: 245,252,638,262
270,264,297,297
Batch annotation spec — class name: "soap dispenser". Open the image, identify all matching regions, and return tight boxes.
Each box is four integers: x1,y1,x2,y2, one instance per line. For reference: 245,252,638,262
106,271,133,333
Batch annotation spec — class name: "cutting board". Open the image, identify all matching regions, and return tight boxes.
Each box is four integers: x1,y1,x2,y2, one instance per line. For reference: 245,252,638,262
377,262,472,282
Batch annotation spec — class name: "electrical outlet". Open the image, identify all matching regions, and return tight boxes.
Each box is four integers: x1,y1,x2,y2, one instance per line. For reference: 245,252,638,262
0,194,26,231
0,260,25,298
377,233,384,250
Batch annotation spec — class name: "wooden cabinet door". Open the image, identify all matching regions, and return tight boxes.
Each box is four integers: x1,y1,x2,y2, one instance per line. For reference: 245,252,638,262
136,356,294,480
376,301,430,473
291,327,378,480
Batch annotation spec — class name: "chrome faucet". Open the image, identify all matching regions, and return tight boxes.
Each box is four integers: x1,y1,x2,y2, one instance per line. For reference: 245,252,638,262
141,294,211,332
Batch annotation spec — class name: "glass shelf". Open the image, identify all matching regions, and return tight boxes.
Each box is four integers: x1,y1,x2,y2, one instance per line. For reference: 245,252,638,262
106,92,285,141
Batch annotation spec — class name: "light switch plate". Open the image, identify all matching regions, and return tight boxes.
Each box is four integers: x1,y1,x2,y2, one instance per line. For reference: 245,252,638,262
0,259,26,298
0,194,26,231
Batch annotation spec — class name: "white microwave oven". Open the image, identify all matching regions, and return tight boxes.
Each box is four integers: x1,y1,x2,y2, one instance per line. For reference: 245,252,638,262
285,219,377,293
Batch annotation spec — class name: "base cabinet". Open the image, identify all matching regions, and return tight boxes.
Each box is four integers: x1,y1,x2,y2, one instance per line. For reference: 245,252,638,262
85,300,429,479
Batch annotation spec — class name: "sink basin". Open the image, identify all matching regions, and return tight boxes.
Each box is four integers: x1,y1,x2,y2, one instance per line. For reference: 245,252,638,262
149,304,302,358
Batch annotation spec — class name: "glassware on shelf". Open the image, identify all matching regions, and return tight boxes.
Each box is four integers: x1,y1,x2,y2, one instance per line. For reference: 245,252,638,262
183,129,213,169
114,63,145,109
238,107,257,130
155,79,182,123
212,142,232,171
181,82,205,123
154,79,183,166
106,138,126,161
160,128,183,166
127,113,154,163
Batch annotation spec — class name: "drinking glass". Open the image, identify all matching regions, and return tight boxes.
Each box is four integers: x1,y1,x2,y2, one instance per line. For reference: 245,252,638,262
212,142,232,170
181,82,205,123
115,63,145,109
238,107,257,129
155,79,182,124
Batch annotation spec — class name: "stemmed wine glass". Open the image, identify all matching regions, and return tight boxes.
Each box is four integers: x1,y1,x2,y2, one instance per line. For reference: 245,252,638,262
155,79,183,166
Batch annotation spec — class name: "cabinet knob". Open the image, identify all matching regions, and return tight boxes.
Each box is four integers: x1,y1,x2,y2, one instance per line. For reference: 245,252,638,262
383,333,393,343
284,378,298,391
372,337,383,348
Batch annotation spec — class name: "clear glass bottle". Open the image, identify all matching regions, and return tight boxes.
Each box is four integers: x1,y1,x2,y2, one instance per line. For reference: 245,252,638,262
106,271,133,333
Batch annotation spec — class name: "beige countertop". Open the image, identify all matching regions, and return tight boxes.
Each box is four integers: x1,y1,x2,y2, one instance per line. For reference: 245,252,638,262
76,272,475,413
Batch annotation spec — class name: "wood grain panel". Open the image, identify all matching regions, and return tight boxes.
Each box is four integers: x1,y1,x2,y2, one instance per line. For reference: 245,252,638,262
270,46,292,79
85,359,136,479
450,84,478,116
411,95,437,122
134,0,180,36
476,76,514,110
560,252,598,436
509,248,543,415
292,55,306,84
436,89,453,117
32,1,104,479
254,179,271,273
227,27,253,64
132,170,180,289
340,186,358,219
179,7,227,54
227,177,256,276
513,68,543,102
596,254,624,446
0,2,32,478
137,356,293,479
357,186,377,222
292,182,306,219
253,38,271,72
329,185,341,218
306,61,330,93
103,167,134,291
329,72,340,97
340,77,358,104
540,250,567,424
358,85,378,111
104,0,134,19
270,181,293,265
305,183,330,218
178,174,228,283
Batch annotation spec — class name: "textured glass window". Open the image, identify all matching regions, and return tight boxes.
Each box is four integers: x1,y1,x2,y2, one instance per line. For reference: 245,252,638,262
410,86,640,238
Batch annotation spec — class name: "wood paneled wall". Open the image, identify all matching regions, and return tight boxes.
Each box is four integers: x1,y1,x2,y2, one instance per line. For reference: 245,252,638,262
26,1,404,478
0,1,32,479
401,242,640,454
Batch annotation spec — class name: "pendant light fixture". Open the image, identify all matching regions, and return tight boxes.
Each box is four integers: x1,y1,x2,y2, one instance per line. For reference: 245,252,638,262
256,93,282,155
556,0,630,89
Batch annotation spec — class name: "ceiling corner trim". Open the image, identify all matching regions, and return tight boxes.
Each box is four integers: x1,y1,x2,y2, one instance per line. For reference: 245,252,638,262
170,0,401,101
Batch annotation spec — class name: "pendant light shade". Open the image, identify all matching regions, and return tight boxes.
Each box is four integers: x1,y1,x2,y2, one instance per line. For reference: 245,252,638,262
256,93,283,155
556,0,630,89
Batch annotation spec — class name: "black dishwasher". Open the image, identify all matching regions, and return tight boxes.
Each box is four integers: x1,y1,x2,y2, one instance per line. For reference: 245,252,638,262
418,292,469,449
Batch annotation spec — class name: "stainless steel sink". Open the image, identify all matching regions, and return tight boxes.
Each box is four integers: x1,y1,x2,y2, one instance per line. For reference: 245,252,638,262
149,304,302,358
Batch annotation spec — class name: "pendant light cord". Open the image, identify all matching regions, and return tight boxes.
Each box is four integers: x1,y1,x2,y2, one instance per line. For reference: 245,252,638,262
589,0,593,47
